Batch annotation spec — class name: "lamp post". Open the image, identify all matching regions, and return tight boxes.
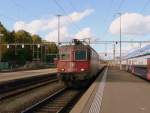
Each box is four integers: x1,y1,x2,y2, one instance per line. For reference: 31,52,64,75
113,43,116,61
0,33,4,63
118,13,122,70
56,14,61,45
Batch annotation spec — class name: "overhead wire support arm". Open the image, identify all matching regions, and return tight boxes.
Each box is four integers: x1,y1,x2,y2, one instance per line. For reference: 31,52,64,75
89,41,150,44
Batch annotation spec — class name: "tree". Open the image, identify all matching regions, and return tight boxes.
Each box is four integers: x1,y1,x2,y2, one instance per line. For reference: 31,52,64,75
0,21,58,67
2,49,15,62
0,22,11,43
0,22,13,63
9,31,16,43
48,43,58,53
14,30,32,43
31,34,42,43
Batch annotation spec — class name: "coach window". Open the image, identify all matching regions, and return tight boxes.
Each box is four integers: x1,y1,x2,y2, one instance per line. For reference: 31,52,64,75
75,50,86,60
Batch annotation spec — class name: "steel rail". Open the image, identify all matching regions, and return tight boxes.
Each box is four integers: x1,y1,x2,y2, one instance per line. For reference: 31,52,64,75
21,87,67,113
0,79,58,101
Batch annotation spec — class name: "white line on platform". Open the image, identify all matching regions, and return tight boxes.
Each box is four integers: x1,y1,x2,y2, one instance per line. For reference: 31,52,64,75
88,67,108,113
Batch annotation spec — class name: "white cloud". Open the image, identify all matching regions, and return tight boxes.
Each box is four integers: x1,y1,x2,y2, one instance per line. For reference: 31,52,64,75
45,27,94,42
45,27,69,42
75,27,93,39
13,19,46,34
109,13,150,35
13,9,94,37
45,9,94,30
68,9,94,22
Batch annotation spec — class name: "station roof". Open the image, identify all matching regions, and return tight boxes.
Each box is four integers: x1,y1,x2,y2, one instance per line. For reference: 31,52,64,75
124,44,150,59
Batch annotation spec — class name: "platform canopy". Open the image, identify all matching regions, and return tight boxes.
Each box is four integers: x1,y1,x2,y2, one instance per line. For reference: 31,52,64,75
124,44,150,59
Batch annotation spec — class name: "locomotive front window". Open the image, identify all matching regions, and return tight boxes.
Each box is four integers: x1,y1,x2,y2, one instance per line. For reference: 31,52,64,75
75,50,86,60
60,53,69,60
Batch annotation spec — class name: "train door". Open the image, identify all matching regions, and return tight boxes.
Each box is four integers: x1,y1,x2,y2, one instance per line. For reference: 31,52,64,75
147,58,150,80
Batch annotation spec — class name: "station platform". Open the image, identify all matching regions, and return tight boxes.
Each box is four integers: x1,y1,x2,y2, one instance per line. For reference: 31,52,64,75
0,68,57,83
70,67,150,113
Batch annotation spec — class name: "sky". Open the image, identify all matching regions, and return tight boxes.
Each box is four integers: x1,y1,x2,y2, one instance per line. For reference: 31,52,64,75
0,0,150,59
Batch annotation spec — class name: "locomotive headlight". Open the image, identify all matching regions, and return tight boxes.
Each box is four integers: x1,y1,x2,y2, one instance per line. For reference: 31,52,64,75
81,68,85,71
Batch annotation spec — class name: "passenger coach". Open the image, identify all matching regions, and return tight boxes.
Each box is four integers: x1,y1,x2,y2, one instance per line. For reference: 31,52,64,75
122,45,150,80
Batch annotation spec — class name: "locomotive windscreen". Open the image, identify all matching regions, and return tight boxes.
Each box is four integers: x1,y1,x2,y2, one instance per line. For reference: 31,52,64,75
60,52,69,60
75,50,86,60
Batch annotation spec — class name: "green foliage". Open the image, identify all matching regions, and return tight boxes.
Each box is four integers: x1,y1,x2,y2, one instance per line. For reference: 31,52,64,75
14,30,32,43
2,49,15,62
16,49,32,65
0,22,12,43
48,43,58,53
0,22,58,66
32,34,42,43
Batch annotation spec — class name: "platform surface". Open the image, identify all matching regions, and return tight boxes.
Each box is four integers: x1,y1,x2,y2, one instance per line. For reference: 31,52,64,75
0,68,57,82
101,67,150,113
70,67,150,113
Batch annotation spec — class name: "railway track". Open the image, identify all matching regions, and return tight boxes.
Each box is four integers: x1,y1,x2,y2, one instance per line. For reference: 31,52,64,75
0,81,65,113
21,88,83,113
20,68,105,113
0,79,58,101
0,68,105,113
0,73,57,101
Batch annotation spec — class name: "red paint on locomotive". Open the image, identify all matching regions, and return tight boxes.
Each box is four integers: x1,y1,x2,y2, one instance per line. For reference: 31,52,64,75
57,39,100,83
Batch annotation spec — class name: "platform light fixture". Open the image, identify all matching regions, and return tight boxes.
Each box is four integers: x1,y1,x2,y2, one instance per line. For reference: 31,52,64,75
22,44,24,48
37,44,40,48
7,44,9,49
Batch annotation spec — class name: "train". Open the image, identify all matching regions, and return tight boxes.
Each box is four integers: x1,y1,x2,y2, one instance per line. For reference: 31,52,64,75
56,39,102,87
122,45,150,80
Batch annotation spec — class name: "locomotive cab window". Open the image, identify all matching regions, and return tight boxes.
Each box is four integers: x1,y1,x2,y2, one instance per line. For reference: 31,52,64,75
75,50,86,60
60,53,69,60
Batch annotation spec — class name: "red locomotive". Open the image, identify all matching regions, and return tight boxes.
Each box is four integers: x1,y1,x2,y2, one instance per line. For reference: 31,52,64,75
57,39,101,86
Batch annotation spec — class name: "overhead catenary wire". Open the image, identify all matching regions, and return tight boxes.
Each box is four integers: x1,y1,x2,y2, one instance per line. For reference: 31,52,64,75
101,0,125,39
0,12,18,22
9,0,26,9
117,0,125,12
140,0,150,13
99,0,125,59
8,0,41,19
102,0,114,23
8,0,28,19
67,0,78,12
53,0,81,32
